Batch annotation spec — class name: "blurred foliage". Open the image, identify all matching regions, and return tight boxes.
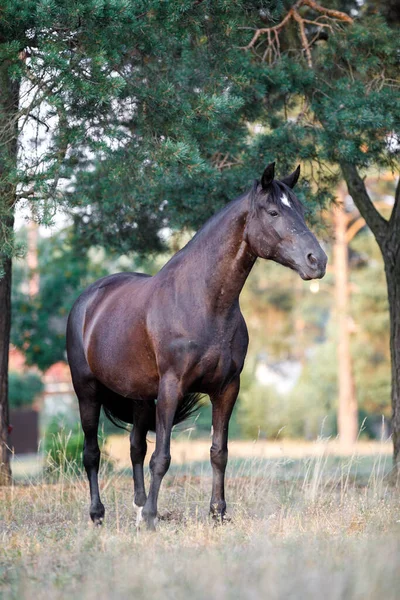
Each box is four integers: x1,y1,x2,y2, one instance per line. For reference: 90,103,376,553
8,371,44,409
351,232,390,418
239,383,287,439
11,228,109,370
184,397,242,440
237,227,391,440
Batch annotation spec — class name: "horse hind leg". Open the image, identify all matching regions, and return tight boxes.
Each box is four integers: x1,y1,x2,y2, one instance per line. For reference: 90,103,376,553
77,382,105,525
130,400,154,526
97,387,154,527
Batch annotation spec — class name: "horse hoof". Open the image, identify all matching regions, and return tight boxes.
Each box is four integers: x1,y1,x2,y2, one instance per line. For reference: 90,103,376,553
211,513,231,526
146,517,158,531
134,504,158,531
90,503,105,526
143,515,158,531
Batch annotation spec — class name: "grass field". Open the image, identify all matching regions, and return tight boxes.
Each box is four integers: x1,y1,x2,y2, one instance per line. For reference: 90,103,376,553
1,441,400,599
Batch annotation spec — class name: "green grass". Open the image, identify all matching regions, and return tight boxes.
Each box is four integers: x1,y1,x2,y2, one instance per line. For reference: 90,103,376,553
1,452,399,599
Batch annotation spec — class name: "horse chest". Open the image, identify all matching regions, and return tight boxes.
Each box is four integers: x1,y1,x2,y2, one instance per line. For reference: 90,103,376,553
191,330,245,391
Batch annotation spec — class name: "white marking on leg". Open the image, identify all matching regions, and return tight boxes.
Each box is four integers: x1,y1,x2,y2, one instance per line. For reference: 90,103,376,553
134,502,143,527
281,193,291,208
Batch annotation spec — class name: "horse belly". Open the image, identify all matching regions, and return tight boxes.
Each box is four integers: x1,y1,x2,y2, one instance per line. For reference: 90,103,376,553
88,338,159,399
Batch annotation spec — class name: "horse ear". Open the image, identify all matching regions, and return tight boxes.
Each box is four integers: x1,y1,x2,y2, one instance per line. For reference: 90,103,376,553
261,162,275,189
281,165,301,189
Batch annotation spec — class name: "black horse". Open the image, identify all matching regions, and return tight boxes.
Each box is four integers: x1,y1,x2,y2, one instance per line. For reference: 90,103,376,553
66,163,327,529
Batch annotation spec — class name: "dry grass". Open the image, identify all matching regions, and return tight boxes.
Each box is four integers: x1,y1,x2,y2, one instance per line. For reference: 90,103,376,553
106,436,393,467
1,444,400,599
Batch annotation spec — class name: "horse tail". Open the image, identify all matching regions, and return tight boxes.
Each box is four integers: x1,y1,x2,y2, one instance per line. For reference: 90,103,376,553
147,393,204,431
102,393,203,433
102,405,131,431
172,393,203,428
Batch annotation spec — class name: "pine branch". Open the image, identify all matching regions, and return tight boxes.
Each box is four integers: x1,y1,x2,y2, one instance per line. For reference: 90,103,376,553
15,187,36,201
21,65,69,200
211,152,243,171
302,0,352,22
340,162,388,245
27,113,50,132
242,0,352,67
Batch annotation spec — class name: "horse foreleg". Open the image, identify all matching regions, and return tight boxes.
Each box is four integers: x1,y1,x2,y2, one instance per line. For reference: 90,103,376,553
210,377,240,523
141,375,181,530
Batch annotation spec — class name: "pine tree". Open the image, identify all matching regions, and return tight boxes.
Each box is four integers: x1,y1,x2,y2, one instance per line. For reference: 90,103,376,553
67,2,280,255
237,1,400,468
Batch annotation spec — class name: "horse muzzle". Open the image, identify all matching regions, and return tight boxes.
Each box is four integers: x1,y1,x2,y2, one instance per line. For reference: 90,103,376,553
298,248,327,280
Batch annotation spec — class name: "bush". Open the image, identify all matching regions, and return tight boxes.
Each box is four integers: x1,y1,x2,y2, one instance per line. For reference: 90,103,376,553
44,419,113,478
238,383,287,440
44,422,84,476
9,371,44,409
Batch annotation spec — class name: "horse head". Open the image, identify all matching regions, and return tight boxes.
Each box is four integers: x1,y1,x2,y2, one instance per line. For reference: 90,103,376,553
245,162,327,280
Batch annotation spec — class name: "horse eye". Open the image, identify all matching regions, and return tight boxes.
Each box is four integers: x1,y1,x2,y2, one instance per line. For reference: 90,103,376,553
267,210,279,217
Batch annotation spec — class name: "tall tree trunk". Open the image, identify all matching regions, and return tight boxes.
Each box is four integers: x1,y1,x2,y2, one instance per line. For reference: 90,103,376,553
384,249,400,472
334,199,358,447
0,251,13,485
340,162,399,471
0,62,20,485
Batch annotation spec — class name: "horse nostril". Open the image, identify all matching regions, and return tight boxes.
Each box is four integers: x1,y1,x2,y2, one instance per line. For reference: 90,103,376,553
307,253,318,268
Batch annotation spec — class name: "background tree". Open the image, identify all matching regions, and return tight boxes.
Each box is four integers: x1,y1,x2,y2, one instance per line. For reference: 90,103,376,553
239,1,399,466
0,0,133,483
334,194,358,447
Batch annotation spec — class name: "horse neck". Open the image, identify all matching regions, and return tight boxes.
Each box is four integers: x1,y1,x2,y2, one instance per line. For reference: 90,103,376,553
176,192,257,311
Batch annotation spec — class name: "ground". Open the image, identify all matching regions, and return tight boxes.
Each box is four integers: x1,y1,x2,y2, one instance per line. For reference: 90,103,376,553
1,441,400,599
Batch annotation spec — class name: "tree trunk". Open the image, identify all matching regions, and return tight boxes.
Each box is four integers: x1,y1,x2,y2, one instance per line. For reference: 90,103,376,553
0,252,13,485
334,200,358,448
340,162,400,471
384,250,400,473
0,62,20,485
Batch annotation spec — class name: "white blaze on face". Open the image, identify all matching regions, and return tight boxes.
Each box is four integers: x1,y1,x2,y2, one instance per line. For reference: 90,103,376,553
281,193,291,208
